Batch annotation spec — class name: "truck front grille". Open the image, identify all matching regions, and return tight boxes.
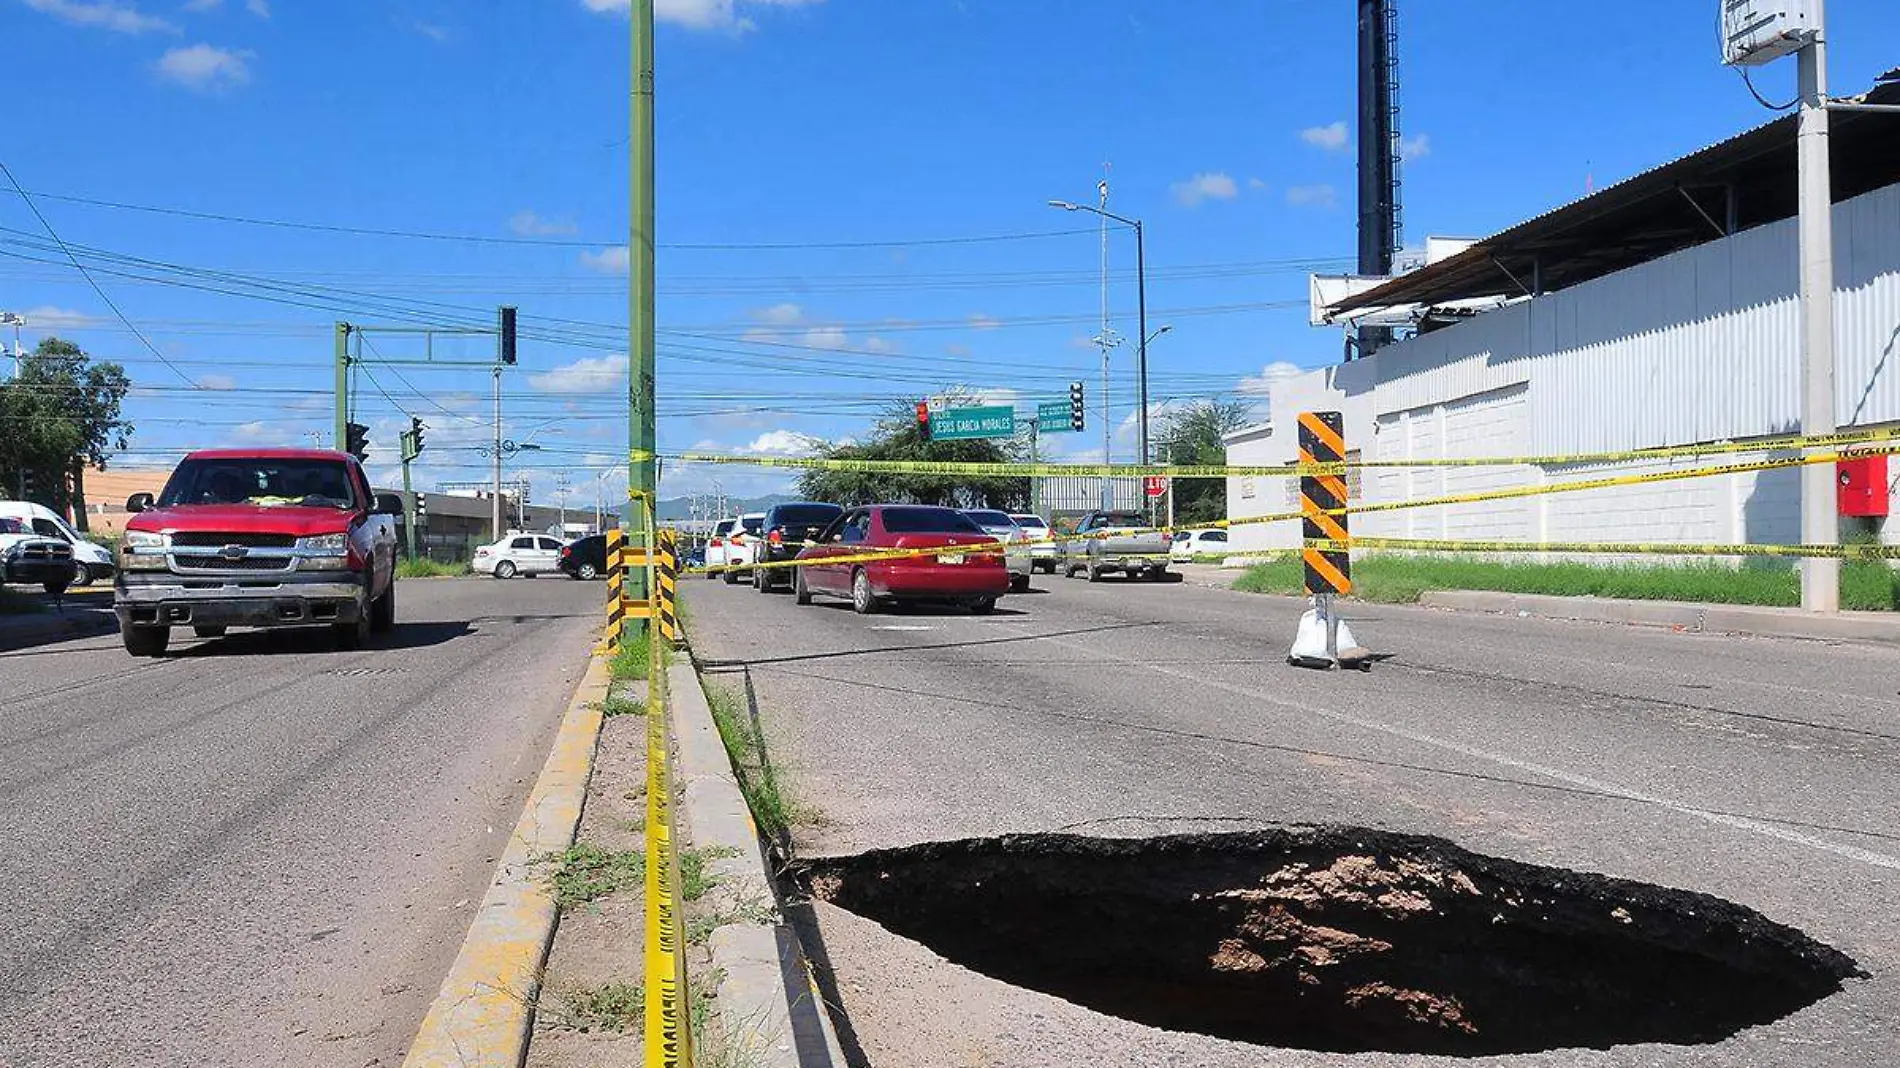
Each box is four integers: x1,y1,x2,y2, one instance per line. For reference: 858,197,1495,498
171,532,297,549
171,554,294,572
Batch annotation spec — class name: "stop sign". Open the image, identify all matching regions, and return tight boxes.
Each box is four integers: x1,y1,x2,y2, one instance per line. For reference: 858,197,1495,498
1144,475,1167,498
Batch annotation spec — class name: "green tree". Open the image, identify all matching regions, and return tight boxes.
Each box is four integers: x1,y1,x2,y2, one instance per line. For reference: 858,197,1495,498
1155,398,1252,525
0,338,133,527
795,398,1031,509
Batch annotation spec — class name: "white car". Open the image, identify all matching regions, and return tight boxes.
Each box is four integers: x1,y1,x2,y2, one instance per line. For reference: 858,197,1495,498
705,513,764,585
961,509,1033,592
1009,513,1061,574
0,500,114,584
1170,528,1230,562
473,532,566,578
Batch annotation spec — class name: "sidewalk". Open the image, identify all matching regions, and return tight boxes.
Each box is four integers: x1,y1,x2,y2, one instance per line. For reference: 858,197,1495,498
1417,589,1900,645
0,599,118,652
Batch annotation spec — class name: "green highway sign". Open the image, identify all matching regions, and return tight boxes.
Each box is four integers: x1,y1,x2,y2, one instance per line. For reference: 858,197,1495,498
1036,401,1071,434
932,404,1018,440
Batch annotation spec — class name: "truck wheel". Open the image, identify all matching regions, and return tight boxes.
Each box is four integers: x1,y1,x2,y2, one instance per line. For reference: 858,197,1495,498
123,627,169,657
193,625,227,638
334,613,370,650
494,560,517,580
1146,567,1169,582
1087,562,1104,582
370,577,396,633
1062,562,1078,579
1009,574,1030,593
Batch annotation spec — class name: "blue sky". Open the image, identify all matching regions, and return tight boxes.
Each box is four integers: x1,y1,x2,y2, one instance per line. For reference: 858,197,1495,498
3,0,1895,503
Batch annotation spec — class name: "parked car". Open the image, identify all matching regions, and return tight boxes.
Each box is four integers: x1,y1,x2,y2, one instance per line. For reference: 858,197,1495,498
705,513,764,584
754,502,843,592
1170,528,1230,562
1009,512,1060,573
0,500,114,584
1062,510,1172,582
473,532,565,578
114,448,400,656
0,515,76,594
961,509,1033,592
793,504,1009,615
558,533,608,579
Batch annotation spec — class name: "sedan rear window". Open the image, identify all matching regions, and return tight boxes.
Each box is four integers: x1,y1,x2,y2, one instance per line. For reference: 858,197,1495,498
1011,515,1048,530
772,505,842,526
962,510,1014,528
880,507,984,534
741,517,764,534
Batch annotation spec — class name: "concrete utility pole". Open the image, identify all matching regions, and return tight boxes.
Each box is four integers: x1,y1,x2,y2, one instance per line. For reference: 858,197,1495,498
1796,3,1839,612
1,312,25,379
628,0,658,634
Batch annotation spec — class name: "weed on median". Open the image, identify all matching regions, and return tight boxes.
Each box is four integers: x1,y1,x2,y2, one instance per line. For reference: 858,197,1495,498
680,845,740,902
549,980,645,1033
1234,552,1900,610
597,693,646,718
542,842,645,909
395,557,469,579
704,682,799,843
608,630,670,681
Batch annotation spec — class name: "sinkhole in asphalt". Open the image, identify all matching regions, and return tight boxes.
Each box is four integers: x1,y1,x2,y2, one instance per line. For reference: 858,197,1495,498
797,828,1864,1056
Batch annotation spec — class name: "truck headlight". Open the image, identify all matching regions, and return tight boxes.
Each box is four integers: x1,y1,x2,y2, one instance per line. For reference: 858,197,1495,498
297,533,349,553
120,530,168,571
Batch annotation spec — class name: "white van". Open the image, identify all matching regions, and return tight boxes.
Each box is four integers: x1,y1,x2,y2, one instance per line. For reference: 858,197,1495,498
0,501,115,584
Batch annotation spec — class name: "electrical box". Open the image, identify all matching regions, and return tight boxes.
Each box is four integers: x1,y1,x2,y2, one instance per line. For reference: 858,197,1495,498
1837,454,1889,518
1722,1,1817,67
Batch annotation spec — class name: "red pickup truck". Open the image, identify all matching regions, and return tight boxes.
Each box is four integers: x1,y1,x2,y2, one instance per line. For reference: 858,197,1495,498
114,448,401,656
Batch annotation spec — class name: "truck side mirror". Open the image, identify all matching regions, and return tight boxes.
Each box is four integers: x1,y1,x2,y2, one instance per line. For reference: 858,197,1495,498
126,492,154,513
373,493,405,515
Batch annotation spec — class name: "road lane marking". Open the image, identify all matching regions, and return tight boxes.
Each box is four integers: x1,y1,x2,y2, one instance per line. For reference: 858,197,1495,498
868,625,933,631
1041,636,1900,872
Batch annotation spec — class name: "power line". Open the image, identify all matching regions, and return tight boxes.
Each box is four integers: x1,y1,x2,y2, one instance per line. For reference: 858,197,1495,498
0,161,198,388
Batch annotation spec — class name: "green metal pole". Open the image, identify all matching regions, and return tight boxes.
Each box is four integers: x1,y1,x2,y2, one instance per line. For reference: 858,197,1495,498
629,0,657,635
402,458,418,560
333,322,349,450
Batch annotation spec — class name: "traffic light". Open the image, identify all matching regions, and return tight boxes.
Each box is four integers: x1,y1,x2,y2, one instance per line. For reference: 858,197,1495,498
401,415,426,462
499,305,517,366
1069,381,1086,431
414,493,428,520
345,421,370,462
411,416,426,453
916,399,932,441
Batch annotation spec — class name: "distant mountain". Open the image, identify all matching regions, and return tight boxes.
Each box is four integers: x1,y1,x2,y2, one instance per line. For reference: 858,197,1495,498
654,493,797,521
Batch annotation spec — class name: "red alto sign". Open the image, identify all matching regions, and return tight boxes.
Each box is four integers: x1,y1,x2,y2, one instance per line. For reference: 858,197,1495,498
1144,475,1167,497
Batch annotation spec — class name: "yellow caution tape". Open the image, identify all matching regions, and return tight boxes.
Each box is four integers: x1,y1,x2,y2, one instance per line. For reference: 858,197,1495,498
645,609,692,1067
674,424,1900,479
1305,535,1900,561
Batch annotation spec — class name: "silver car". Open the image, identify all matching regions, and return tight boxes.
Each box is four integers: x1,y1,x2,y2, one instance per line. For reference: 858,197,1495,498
960,509,1032,592
1009,513,1061,573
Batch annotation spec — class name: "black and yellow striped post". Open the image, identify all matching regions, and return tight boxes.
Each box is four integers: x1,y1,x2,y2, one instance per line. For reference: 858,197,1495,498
604,527,626,649
657,528,681,646
1299,410,1351,662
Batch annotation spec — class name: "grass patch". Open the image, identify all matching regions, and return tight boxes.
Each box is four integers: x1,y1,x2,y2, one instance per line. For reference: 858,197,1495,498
553,980,645,1033
542,842,645,908
686,895,779,946
1232,551,1900,610
704,682,799,842
395,556,469,578
680,845,740,902
598,693,647,718
609,630,671,681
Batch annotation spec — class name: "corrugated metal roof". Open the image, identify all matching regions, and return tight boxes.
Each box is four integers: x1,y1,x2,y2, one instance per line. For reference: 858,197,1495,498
1335,77,1900,315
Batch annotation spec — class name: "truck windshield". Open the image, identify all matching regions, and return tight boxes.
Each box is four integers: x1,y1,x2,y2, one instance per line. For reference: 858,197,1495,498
159,459,359,510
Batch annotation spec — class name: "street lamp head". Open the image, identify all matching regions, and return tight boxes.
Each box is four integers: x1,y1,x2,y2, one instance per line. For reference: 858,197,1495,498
1048,200,1080,211
1156,324,1173,336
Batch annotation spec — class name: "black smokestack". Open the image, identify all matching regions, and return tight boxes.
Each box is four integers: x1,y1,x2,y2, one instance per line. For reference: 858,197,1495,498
1356,0,1399,358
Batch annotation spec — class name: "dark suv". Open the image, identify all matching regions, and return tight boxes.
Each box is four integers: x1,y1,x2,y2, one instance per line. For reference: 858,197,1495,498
754,502,842,592
558,533,607,580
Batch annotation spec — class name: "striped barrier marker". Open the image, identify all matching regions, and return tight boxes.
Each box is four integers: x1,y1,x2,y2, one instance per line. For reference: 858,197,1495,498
657,529,680,646
604,527,625,649
1297,410,1360,668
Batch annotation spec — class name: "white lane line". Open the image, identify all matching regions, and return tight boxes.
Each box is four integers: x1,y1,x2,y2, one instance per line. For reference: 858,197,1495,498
868,625,933,632
1045,635,1900,872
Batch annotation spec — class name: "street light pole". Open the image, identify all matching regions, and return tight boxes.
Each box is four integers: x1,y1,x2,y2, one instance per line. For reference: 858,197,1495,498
1049,197,1151,511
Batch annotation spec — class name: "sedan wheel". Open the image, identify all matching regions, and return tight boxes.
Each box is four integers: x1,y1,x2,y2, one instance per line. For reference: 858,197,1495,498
577,562,600,580
495,560,517,580
969,596,996,615
851,569,878,615
794,567,813,605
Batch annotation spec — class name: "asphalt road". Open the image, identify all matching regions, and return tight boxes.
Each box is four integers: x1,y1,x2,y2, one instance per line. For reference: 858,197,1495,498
686,567,1900,1068
0,575,600,1068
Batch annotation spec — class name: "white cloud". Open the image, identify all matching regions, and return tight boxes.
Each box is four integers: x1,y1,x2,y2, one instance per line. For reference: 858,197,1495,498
861,335,897,354
156,43,252,91
245,0,268,16
1238,360,1303,397
944,343,971,358
1300,121,1349,151
1247,177,1268,192
744,429,820,456
802,326,847,350
411,20,450,41
582,0,823,33
20,305,96,329
1400,132,1431,161
183,0,219,10
1285,184,1338,209
23,0,176,34
510,209,577,236
196,374,237,390
580,246,630,273
1170,172,1239,208
967,314,1001,331
752,302,803,325
529,355,627,393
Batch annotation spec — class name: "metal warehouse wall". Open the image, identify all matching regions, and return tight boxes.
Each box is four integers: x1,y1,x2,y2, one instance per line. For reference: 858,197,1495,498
1236,180,1900,555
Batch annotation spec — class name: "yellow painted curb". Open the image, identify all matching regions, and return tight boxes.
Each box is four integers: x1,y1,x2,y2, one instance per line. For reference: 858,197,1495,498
400,652,614,1068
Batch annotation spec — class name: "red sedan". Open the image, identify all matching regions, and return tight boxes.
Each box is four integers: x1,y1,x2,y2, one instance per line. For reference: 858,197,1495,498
792,504,1010,614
